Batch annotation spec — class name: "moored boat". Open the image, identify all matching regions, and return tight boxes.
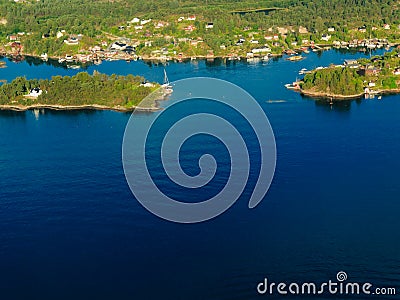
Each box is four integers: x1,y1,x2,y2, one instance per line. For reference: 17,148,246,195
162,69,173,95
287,55,304,61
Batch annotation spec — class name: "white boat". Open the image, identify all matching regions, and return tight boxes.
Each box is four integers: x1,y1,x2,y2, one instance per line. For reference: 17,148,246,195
262,55,269,62
67,65,80,69
40,53,48,61
162,69,173,94
285,82,300,90
299,68,308,75
228,56,239,61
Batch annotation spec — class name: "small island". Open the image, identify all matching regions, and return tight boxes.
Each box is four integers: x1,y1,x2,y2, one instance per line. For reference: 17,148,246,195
0,72,163,112
290,48,400,100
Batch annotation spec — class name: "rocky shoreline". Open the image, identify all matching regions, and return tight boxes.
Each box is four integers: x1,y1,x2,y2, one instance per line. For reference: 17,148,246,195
299,88,400,100
299,89,365,100
0,104,160,112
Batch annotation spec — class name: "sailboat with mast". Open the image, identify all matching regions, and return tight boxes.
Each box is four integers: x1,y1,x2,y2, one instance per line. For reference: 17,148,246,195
162,69,173,95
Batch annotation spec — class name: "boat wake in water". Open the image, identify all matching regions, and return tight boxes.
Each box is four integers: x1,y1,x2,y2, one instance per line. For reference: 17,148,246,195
265,100,287,103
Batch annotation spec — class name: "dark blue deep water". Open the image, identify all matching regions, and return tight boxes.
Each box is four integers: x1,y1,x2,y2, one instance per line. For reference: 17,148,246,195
0,50,399,299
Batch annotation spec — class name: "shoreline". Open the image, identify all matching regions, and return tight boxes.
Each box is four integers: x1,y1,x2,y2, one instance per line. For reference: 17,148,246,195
0,50,284,64
0,104,160,113
299,89,364,100
2,41,397,64
3,41,398,64
299,88,400,100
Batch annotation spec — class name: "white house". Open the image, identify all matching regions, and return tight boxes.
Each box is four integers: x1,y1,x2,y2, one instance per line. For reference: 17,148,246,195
56,31,64,39
187,15,196,21
140,82,155,87
64,37,79,45
251,47,271,54
140,19,152,25
28,88,43,98
328,27,335,32
383,24,390,30
321,34,331,41
358,26,367,33
134,25,143,30
155,22,166,29
205,23,214,29
130,17,140,23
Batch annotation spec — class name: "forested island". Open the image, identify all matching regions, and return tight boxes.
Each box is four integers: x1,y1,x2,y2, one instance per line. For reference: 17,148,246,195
0,72,161,111
295,49,400,99
1,0,399,62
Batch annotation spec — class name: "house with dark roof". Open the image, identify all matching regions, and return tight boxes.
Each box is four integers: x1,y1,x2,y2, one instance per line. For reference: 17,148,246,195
27,88,43,98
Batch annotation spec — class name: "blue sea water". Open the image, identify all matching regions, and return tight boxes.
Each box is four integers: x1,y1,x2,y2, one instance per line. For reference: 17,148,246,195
0,50,399,299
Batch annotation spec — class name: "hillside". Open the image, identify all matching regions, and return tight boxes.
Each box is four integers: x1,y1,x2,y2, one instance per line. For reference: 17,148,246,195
1,0,398,37
1,0,399,59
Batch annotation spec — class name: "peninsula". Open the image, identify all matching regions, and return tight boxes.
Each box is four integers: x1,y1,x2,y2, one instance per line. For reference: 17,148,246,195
290,49,400,100
0,72,162,112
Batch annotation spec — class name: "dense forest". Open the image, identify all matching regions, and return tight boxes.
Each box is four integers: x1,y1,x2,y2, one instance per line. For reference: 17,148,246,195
301,67,365,95
301,49,400,96
1,0,399,57
1,0,398,37
0,72,158,108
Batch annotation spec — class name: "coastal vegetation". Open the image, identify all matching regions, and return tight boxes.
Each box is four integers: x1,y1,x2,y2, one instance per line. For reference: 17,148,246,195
1,0,399,60
0,71,159,109
299,49,400,98
302,67,365,96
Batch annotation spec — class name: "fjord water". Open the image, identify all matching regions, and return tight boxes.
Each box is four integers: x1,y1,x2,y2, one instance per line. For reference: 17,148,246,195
1,50,399,299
